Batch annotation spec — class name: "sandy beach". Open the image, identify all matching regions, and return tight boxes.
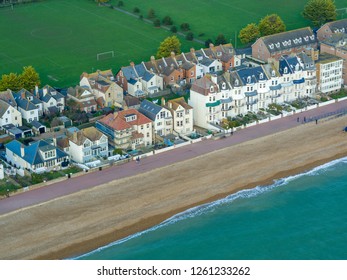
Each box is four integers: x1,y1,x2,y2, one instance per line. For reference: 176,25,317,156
1,115,347,259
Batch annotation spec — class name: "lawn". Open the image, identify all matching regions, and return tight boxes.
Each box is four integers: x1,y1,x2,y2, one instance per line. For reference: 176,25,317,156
0,0,346,88
0,0,202,87
119,0,346,45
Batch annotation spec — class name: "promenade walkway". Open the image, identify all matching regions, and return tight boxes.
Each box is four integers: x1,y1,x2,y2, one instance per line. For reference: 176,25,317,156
1,100,347,215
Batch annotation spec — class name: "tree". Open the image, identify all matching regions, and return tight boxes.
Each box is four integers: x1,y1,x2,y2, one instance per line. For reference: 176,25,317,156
258,14,286,36
205,38,213,48
162,16,173,26
180,23,190,31
302,0,337,27
20,66,41,91
133,7,140,13
156,35,181,58
170,25,177,33
0,72,21,91
215,33,227,45
239,23,260,44
186,32,194,41
153,18,161,27
148,8,155,19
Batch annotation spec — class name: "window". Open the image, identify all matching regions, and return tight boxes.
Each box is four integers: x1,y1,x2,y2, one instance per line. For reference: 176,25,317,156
147,124,150,128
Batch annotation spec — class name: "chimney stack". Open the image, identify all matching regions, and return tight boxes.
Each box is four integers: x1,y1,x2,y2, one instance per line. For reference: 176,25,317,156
161,97,166,106
35,85,39,96
43,87,48,96
190,48,195,53
150,56,156,62
130,61,135,67
170,51,175,58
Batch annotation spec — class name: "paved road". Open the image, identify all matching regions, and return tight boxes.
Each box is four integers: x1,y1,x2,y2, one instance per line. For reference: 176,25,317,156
1,100,347,215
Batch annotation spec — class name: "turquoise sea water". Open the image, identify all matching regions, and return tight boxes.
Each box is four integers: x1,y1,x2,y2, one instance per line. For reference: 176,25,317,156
77,157,347,260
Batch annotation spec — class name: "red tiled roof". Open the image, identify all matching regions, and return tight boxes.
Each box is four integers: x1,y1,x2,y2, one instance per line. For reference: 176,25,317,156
98,108,152,131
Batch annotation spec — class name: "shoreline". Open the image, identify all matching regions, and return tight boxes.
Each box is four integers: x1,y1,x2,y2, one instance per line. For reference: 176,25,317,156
45,152,347,260
1,116,347,260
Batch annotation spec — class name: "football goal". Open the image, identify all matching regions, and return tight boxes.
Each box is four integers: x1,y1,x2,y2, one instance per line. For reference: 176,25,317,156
96,51,115,61
336,8,347,19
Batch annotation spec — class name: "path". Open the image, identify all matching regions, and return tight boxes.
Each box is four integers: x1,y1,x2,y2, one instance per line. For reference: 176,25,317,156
1,100,347,215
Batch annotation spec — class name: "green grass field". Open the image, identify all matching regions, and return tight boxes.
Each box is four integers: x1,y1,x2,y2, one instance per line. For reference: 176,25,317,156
120,0,346,43
0,0,346,88
0,0,202,87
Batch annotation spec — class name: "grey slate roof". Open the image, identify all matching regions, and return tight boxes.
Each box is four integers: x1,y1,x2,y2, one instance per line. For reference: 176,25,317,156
237,66,268,85
14,96,37,111
31,120,45,129
138,99,163,121
121,65,138,81
260,27,316,53
0,99,10,118
327,19,347,34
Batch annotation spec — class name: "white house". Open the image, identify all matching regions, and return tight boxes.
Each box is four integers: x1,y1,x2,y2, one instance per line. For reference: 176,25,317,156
189,75,223,130
138,99,172,137
0,99,22,128
67,127,108,164
13,92,39,123
36,85,65,114
5,139,69,173
315,53,343,94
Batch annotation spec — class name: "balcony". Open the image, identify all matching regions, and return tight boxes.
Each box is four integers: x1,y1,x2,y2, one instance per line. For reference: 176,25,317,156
205,100,221,107
246,99,258,106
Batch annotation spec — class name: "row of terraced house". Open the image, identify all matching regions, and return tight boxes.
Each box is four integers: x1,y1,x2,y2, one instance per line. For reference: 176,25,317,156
1,19,346,173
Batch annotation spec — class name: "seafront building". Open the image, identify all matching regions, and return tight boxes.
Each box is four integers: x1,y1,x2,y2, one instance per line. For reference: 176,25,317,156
96,109,153,149
315,53,344,94
1,23,347,175
5,139,69,173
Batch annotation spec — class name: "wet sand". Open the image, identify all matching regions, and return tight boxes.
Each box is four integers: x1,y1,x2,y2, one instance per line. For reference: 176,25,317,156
1,116,347,259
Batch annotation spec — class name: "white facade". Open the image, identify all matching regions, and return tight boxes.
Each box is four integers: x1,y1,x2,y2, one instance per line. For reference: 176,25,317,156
19,107,39,123
68,134,108,164
0,103,22,127
317,57,343,94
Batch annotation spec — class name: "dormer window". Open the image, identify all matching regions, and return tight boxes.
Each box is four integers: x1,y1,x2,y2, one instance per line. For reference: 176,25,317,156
247,76,251,83
287,40,291,46
269,44,274,49
125,114,137,122
282,41,287,47
259,73,264,79
210,86,214,93
275,42,280,48
310,35,315,40
304,36,309,42
293,38,298,44
295,63,300,71
217,51,222,56
235,79,239,86
298,38,302,43
222,82,226,89
284,67,288,74
271,70,276,77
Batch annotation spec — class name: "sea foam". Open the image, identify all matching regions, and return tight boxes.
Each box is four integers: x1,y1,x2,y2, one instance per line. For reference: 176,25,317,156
73,156,347,259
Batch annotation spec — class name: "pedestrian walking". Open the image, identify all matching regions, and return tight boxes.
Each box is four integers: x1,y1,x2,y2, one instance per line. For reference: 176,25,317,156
297,117,299,122
315,119,318,125
304,116,306,123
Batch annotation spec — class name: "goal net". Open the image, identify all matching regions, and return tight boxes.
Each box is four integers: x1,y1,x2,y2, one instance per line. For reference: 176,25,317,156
96,51,115,61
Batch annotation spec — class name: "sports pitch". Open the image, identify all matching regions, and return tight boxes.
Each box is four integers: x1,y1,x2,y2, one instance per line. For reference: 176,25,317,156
0,0,346,88
0,0,202,87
